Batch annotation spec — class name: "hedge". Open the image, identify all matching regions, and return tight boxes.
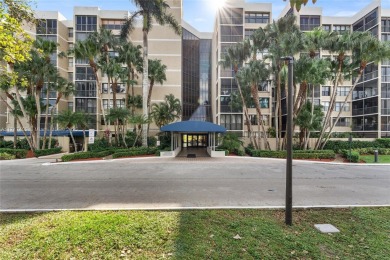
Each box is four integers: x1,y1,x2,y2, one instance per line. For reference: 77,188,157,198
250,150,335,159
34,147,62,157
352,148,390,155
61,150,113,162
0,148,27,159
112,147,158,159
324,138,390,152
0,152,16,160
341,150,360,163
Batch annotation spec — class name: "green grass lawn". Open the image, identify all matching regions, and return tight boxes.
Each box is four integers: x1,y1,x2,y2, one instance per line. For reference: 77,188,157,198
1,208,389,259
360,155,390,163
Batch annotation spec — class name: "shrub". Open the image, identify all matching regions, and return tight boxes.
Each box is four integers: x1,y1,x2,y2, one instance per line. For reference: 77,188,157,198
250,150,335,160
88,138,110,152
341,150,360,163
34,147,62,157
61,150,113,162
0,152,16,160
0,140,14,148
0,148,28,159
112,147,157,159
324,138,390,152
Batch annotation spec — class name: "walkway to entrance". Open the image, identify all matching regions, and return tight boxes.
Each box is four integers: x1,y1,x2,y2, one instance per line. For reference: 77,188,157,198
177,147,210,158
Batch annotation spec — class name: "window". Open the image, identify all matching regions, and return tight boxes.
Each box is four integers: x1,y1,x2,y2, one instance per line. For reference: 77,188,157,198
36,19,57,34
68,58,73,68
75,98,97,113
322,86,330,96
220,25,243,42
68,102,73,111
220,8,243,25
68,72,73,82
300,16,320,31
337,87,350,96
220,114,243,130
102,20,124,30
260,98,269,108
322,101,330,111
103,99,125,110
258,81,269,92
102,83,126,94
75,81,96,97
76,67,95,80
333,25,350,32
245,12,269,24
68,28,73,38
322,24,331,31
335,102,350,112
333,117,351,127
76,16,97,31
382,18,390,33
244,29,255,39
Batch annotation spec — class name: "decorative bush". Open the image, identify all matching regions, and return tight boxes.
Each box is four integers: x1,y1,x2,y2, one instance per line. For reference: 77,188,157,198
250,150,335,160
0,152,16,160
341,150,360,163
0,140,14,148
353,148,390,155
0,149,27,159
88,138,110,152
112,147,157,159
61,150,113,162
34,147,62,157
324,139,390,152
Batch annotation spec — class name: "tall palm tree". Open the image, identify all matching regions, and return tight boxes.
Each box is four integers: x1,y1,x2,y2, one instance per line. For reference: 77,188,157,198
283,0,318,11
107,107,131,146
69,39,106,127
296,101,323,149
147,59,167,134
118,41,142,114
219,41,258,148
320,35,390,148
121,0,181,147
237,60,271,150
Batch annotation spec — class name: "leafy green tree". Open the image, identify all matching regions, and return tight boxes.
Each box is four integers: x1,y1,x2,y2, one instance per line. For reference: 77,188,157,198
107,107,131,146
147,59,167,134
219,132,244,155
56,110,85,153
151,94,181,129
296,102,323,149
121,0,181,147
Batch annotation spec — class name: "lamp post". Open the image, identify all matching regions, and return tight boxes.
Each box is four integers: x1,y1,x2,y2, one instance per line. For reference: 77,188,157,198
282,56,294,226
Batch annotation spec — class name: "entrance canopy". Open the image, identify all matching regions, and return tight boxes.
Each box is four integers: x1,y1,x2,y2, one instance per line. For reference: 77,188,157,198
161,121,226,133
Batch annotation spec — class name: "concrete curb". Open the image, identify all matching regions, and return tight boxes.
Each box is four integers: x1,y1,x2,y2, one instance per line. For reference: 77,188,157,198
1,204,389,213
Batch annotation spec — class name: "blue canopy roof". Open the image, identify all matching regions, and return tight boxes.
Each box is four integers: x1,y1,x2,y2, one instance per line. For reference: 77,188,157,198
161,121,226,133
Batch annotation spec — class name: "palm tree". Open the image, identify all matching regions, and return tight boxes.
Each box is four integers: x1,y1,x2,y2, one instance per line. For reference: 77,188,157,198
219,41,258,148
56,110,83,153
117,41,142,114
69,38,106,127
121,0,181,147
319,34,390,148
237,60,271,150
47,76,75,149
151,94,181,129
107,107,131,147
147,59,167,134
296,101,323,149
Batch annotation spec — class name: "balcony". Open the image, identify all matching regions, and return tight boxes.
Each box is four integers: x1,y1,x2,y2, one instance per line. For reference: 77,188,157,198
382,108,390,115
300,24,320,31
352,123,378,131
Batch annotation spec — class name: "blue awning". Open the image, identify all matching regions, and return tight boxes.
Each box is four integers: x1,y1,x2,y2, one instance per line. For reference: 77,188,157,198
161,121,226,133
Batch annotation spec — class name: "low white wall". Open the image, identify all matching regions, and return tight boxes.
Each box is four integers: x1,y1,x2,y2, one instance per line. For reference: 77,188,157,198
207,147,225,157
160,146,182,157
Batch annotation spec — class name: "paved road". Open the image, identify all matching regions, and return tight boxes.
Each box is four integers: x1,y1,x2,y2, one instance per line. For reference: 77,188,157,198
0,157,389,211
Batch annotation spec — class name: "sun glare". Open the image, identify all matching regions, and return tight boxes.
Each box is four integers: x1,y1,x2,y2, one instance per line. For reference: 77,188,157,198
211,0,226,11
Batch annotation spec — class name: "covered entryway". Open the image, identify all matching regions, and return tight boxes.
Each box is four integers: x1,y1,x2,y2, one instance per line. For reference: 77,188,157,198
160,121,226,158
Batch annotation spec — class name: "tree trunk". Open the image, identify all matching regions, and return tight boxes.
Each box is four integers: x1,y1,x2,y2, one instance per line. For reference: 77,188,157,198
69,128,77,153
42,87,50,149
35,88,42,150
142,30,149,147
13,114,17,149
146,80,154,136
15,88,36,149
251,84,270,150
48,107,55,149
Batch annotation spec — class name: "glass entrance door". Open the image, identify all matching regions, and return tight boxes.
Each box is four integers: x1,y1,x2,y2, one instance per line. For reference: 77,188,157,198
182,134,208,148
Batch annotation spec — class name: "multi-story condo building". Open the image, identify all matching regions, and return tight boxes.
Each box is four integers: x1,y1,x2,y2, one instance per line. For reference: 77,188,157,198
1,0,389,144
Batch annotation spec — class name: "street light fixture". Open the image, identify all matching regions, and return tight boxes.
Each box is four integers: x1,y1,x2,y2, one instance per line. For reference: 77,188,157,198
281,56,294,226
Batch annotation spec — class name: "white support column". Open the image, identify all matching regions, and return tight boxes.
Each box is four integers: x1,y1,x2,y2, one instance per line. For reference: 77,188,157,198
171,132,173,151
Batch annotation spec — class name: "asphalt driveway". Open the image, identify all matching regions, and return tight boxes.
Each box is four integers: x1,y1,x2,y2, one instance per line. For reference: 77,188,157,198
0,157,389,211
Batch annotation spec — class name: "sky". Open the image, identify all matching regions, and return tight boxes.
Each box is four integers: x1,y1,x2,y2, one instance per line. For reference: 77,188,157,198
33,0,390,32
